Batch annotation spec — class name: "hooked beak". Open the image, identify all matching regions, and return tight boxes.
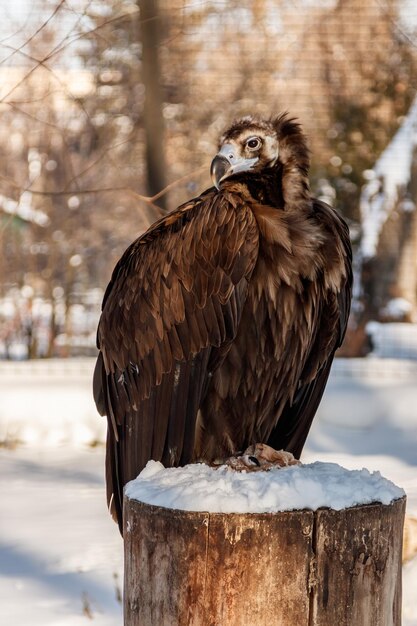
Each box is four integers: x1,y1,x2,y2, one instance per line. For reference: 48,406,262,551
210,143,259,190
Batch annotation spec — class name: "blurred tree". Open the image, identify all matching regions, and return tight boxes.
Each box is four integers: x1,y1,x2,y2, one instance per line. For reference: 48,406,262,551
138,0,167,209
312,0,416,221
358,98,417,325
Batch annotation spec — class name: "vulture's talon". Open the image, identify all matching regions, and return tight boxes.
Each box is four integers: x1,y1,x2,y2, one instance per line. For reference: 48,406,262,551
220,444,301,472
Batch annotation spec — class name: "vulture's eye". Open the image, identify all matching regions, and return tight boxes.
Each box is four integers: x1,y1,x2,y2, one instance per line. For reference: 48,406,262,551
246,137,261,150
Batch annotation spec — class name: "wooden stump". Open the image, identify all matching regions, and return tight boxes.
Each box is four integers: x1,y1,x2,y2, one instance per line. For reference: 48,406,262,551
123,496,406,626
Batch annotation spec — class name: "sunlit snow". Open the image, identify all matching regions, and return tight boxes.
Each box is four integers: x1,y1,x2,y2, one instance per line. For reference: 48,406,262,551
126,460,404,513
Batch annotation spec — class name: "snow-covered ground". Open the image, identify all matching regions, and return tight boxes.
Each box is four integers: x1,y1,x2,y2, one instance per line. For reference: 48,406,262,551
0,446,123,626
0,356,417,625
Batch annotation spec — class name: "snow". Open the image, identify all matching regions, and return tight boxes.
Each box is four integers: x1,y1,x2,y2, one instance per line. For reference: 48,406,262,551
1,355,417,625
0,446,123,626
360,96,417,259
126,460,404,513
366,322,417,360
0,359,106,446
381,297,413,320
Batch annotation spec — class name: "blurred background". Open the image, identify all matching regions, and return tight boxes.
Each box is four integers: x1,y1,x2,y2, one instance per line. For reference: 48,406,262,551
1,0,417,359
1,1,417,625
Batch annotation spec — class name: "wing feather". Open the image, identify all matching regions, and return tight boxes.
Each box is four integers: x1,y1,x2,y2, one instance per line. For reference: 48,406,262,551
94,189,259,532
267,199,352,457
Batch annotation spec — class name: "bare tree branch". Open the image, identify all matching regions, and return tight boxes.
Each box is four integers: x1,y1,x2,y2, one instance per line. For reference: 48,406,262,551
0,0,66,67
149,164,207,201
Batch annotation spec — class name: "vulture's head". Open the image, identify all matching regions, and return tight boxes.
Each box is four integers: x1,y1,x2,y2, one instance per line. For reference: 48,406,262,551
210,114,310,205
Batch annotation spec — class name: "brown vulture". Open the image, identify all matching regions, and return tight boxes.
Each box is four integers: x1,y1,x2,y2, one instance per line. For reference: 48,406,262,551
93,114,352,533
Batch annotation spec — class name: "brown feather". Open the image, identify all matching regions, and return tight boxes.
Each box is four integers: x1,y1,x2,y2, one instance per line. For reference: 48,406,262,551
94,114,352,534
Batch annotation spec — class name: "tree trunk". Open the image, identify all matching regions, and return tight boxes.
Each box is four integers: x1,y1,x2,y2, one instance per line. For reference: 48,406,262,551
123,495,406,626
138,0,167,211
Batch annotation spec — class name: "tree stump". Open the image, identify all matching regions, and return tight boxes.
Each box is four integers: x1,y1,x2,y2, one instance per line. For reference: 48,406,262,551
123,495,406,626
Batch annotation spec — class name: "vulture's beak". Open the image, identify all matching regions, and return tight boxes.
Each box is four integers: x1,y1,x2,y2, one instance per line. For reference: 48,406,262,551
211,143,259,190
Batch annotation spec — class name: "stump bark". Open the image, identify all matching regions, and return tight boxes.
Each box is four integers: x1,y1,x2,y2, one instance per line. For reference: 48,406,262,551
123,496,406,626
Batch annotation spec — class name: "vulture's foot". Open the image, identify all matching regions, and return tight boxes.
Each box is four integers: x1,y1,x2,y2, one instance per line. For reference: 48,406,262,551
220,443,300,472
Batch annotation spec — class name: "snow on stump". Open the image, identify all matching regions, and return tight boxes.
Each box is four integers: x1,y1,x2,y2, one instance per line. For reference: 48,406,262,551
123,461,406,626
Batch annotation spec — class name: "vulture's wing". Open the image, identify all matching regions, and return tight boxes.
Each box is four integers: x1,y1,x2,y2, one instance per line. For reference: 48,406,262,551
94,189,259,531
267,200,352,458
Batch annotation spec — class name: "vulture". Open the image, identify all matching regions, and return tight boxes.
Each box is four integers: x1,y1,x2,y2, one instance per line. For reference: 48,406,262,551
93,114,352,534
